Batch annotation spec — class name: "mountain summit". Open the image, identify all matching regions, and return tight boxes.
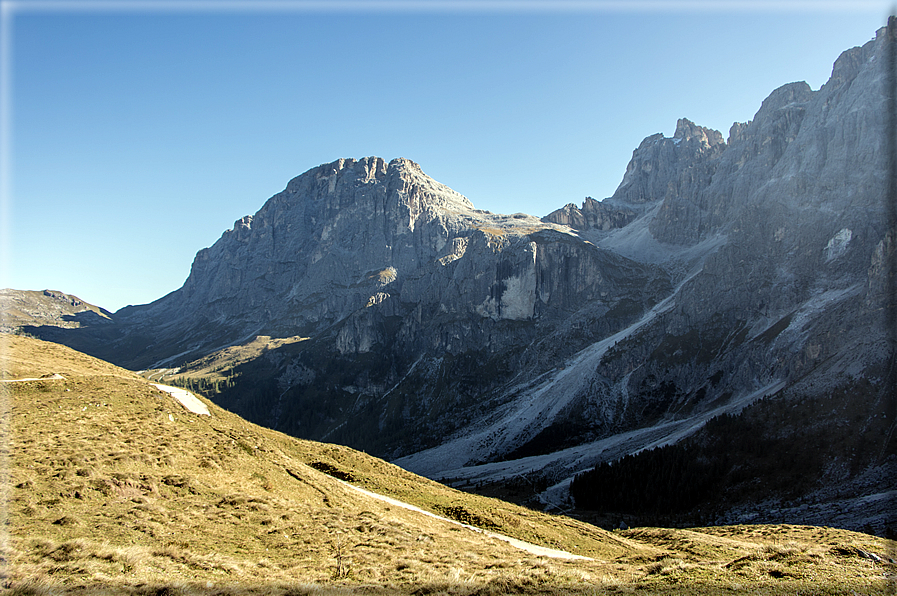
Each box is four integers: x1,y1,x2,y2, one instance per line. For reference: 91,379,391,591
104,155,665,373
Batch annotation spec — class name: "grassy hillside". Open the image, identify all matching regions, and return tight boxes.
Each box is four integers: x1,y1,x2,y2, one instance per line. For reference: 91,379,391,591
1,334,895,594
0,334,132,380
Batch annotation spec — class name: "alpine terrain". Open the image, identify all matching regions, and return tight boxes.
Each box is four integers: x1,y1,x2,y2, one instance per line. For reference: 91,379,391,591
5,334,895,594
9,23,896,536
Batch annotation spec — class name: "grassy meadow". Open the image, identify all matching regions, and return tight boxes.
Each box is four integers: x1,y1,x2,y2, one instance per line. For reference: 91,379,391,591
1,334,894,594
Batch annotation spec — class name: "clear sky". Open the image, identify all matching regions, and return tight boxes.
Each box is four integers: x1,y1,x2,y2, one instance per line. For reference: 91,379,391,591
1,0,892,311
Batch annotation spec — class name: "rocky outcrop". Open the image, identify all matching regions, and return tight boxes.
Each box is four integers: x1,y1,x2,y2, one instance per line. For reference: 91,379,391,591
613,119,725,212
542,197,637,231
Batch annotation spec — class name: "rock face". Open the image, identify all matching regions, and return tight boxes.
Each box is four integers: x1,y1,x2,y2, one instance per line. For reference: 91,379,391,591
395,24,896,532
541,118,726,236
17,24,895,534
108,157,668,373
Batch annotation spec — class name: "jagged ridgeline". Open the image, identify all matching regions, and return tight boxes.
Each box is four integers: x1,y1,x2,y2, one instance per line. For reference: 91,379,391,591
14,22,897,535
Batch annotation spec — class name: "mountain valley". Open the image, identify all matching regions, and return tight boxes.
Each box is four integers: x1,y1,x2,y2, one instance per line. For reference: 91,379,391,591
4,20,896,552
1,334,895,594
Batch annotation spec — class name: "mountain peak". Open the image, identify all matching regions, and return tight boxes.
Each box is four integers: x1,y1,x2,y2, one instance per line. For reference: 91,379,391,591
388,156,421,170
673,118,725,148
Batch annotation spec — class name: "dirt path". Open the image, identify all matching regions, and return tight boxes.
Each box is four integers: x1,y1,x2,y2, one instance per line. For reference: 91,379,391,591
338,480,591,561
152,384,211,416
0,373,66,382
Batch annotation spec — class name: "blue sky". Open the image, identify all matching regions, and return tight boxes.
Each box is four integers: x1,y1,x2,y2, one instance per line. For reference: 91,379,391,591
2,1,892,311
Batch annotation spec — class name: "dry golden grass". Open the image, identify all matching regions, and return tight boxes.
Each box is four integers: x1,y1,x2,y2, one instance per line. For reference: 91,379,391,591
141,335,309,385
2,334,895,595
0,333,136,380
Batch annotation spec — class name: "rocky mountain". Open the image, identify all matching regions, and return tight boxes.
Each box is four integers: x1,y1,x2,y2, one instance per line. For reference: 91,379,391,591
398,24,896,532
30,156,660,373
11,22,896,534
0,288,113,335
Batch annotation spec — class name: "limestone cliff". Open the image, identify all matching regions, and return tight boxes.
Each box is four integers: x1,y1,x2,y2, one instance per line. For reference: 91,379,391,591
108,157,667,375
395,24,896,534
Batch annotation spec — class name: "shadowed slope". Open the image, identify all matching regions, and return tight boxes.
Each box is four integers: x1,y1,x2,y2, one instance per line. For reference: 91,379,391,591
2,334,895,594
